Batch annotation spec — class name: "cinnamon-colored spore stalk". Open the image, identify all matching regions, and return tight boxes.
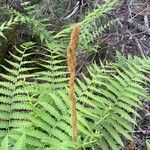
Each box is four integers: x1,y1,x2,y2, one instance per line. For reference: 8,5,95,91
67,23,81,142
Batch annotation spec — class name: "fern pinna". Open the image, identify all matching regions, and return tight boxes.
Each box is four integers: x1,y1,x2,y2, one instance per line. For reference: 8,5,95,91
0,42,36,140
0,133,26,150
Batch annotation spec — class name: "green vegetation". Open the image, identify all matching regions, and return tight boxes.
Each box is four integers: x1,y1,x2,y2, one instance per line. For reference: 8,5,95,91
0,0,149,149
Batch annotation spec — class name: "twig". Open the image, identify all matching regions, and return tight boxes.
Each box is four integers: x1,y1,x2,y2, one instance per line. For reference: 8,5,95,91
134,37,146,58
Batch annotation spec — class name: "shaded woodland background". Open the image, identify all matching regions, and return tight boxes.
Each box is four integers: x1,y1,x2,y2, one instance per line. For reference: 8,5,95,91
0,0,150,149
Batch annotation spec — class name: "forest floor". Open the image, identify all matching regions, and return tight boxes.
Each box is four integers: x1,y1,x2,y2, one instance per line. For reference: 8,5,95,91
124,102,150,150
131,102,150,150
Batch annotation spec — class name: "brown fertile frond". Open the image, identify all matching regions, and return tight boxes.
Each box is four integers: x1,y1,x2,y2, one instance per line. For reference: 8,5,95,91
67,23,81,142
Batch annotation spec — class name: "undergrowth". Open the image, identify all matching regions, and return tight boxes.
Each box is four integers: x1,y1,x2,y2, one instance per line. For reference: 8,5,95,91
0,1,150,150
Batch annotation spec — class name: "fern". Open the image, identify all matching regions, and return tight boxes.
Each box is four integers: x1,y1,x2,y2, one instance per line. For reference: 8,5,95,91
54,0,119,51
0,133,26,150
0,41,149,149
11,9,52,44
0,16,18,43
79,18,121,51
14,88,100,149
147,140,150,150
55,0,118,38
35,43,68,90
0,135,8,150
8,7,68,89
23,90,75,149
75,56,150,149
13,55,150,150
0,42,37,139
0,2,150,149
11,7,67,61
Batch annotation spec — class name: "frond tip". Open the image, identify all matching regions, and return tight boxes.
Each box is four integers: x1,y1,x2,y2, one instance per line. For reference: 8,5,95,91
67,23,81,142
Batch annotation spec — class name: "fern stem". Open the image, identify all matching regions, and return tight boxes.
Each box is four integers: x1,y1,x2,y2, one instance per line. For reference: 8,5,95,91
76,140,97,149
67,23,81,142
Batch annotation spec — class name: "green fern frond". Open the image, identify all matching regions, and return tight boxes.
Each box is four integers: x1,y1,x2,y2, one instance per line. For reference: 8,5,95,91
79,18,121,51
0,133,26,150
0,42,37,138
33,44,68,90
0,135,8,150
54,0,119,51
147,140,150,150
8,54,149,150
19,90,73,149
0,16,18,42
12,10,55,45
76,56,150,149
15,88,95,149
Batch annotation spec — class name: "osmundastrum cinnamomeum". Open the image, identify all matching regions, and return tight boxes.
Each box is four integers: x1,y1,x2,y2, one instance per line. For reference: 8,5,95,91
67,23,81,142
